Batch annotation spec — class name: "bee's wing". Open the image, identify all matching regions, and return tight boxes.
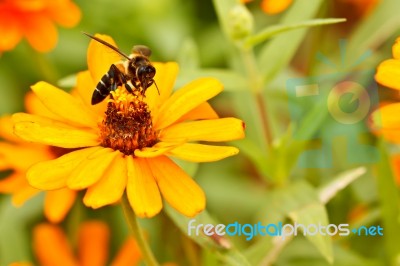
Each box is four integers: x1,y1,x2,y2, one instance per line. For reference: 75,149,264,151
86,33,124,83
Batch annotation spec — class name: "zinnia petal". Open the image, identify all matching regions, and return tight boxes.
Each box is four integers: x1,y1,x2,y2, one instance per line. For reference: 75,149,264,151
0,10,22,52
8,263,33,266
87,34,121,84
149,156,205,217
24,91,60,120
33,224,79,266
23,14,58,52
0,115,25,143
67,148,118,190
83,153,127,208
391,154,400,185
176,102,219,122
154,78,223,129
12,0,46,11
126,157,162,218
375,59,400,90
0,173,40,206
393,37,400,60
370,103,400,143
31,81,98,128
78,221,109,266
373,128,400,143
167,143,239,162
146,62,179,113
260,0,293,14
370,103,400,130
134,141,184,158
0,142,51,170
111,238,142,266
0,158,9,171
13,113,99,148
0,172,26,193
27,147,102,190
44,188,77,223
46,1,81,28
75,70,107,115
12,185,40,206
160,118,245,142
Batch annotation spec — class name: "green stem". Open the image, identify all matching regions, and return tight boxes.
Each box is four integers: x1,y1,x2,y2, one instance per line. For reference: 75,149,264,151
31,49,60,83
121,193,159,266
241,48,273,146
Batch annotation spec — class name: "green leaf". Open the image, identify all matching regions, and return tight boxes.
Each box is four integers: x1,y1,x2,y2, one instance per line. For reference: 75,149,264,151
288,203,333,264
318,167,367,204
274,238,382,266
244,18,346,49
230,90,270,157
233,138,271,178
258,0,324,84
376,140,400,265
347,0,400,63
264,125,305,185
251,181,333,265
165,206,252,266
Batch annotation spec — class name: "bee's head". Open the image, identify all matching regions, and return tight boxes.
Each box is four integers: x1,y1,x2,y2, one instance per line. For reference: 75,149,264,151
137,65,156,90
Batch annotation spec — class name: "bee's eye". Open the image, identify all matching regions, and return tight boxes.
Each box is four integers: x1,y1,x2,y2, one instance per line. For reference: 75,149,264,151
138,65,155,79
146,66,156,78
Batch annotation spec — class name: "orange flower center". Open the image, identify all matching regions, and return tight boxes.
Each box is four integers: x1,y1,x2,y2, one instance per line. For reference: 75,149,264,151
98,88,157,155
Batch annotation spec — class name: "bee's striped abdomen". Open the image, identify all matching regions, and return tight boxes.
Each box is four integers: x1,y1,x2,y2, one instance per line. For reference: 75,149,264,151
91,64,124,105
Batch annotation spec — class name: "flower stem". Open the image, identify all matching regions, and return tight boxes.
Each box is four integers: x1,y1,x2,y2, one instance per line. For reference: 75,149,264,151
121,193,159,266
241,47,273,145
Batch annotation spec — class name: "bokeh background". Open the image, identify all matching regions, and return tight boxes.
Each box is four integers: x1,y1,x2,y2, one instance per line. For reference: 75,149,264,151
1,0,400,265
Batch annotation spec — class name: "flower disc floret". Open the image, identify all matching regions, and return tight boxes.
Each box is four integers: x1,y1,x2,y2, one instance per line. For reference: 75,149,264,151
99,89,157,155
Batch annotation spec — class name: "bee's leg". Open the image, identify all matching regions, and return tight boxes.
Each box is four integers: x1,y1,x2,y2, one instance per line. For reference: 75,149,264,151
109,64,128,91
92,64,127,105
109,64,136,94
124,82,134,94
128,79,141,94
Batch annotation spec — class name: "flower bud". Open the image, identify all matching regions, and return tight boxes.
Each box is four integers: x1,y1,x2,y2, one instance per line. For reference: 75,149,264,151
228,4,254,41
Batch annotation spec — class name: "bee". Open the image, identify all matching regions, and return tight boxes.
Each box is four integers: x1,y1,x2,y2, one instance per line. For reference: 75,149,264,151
83,32,159,105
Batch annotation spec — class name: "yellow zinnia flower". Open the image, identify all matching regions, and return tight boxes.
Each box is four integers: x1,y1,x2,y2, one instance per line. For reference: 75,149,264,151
13,34,245,218
370,37,400,143
11,221,142,266
390,154,400,186
0,0,81,52
242,0,293,15
260,0,293,14
0,93,76,223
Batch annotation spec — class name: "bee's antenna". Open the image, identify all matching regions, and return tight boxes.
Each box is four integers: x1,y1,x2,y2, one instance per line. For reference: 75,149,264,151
154,81,160,95
82,32,131,61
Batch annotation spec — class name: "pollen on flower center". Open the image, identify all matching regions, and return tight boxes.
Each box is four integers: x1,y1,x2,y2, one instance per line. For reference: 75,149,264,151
98,88,157,155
